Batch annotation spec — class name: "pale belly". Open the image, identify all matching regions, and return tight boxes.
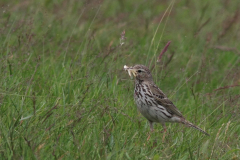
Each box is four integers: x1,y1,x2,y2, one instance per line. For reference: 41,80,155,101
134,83,178,123
135,96,167,123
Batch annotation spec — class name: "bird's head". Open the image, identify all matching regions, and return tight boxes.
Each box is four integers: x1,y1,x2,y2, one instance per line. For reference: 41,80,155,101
124,64,153,82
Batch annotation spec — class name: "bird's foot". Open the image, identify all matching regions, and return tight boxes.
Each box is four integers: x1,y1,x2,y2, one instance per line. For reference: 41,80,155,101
161,128,167,142
147,132,152,141
162,133,166,142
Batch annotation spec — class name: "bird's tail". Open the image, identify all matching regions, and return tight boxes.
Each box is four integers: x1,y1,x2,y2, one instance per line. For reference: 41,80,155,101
182,119,210,136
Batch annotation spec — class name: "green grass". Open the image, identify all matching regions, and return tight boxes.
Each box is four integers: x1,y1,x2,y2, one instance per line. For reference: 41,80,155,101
0,0,240,159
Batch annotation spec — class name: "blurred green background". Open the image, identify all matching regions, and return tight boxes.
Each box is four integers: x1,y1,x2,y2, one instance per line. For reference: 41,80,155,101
0,0,239,159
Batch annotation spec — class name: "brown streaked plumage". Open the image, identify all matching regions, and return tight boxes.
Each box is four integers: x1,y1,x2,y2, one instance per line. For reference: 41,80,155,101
124,64,209,136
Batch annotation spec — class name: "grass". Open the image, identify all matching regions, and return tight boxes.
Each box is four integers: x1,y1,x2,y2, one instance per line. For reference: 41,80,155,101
0,0,240,159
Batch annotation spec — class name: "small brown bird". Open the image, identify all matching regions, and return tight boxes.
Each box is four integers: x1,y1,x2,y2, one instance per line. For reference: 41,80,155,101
124,64,209,137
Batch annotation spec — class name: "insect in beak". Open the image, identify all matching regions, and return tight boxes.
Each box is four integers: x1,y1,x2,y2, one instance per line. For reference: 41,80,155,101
124,65,137,77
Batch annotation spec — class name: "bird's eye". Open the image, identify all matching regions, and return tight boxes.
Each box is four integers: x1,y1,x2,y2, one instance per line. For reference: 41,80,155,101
137,70,142,73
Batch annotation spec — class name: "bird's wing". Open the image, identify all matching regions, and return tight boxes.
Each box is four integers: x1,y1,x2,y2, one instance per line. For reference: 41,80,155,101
149,84,183,117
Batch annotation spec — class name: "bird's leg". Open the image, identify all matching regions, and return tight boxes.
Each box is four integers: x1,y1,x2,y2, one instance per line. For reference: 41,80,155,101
147,121,154,141
150,121,154,132
161,123,167,142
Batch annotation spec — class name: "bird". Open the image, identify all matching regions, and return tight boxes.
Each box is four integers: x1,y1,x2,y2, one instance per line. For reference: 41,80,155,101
124,64,209,138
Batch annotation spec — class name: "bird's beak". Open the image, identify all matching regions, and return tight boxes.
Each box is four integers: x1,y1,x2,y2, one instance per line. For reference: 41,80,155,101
124,65,137,78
